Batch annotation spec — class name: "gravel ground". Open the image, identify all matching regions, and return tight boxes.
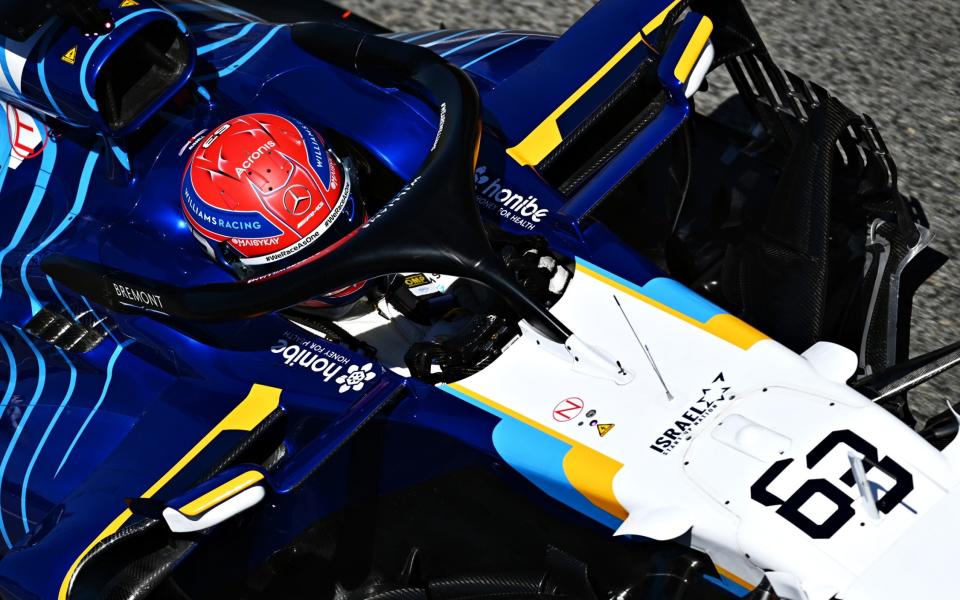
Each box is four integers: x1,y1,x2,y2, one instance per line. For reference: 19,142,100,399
337,0,960,420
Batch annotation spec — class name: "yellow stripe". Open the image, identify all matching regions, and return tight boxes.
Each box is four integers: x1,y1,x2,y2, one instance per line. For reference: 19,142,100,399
674,17,713,84
562,445,629,519
506,0,681,166
449,383,577,446
59,384,282,600
715,565,756,591
575,263,768,350
642,0,683,36
179,470,265,517
449,383,628,520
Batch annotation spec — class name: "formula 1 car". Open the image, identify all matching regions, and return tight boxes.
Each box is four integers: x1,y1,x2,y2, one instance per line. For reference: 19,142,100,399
0,0,958,599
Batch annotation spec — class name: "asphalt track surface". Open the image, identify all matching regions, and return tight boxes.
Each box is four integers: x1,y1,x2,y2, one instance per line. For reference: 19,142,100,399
338,0,960,420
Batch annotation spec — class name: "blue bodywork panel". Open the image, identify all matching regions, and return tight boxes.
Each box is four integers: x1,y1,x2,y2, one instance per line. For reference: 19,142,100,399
0,1,750,598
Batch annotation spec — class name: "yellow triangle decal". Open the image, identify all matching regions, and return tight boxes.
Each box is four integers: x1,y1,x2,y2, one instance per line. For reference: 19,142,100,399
61,46,78,65
597,423,615,438
120,0,139,7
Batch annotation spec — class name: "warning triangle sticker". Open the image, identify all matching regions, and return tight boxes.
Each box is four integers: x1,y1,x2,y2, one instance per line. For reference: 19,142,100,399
120,0,139,7
597,423,615,437
61,46,78,65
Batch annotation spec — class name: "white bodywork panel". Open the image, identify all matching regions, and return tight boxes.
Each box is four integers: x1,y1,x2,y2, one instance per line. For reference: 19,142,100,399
441,259,960,599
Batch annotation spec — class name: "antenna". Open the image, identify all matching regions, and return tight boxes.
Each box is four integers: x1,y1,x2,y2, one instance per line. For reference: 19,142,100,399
614,295,674,401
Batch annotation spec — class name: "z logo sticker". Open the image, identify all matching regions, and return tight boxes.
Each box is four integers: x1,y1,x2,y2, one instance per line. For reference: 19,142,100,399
553,397,584,422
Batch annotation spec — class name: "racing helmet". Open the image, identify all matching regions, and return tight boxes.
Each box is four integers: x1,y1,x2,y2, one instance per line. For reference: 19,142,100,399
181,113,368,309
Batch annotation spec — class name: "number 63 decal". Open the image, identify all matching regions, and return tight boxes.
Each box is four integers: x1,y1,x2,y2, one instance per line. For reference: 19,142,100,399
750,430,914,539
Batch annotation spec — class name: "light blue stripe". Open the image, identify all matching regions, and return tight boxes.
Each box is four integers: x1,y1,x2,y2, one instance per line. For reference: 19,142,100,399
439,29,507,57
0,44,21,97
420,29,477,48
166,2,257,20
0,328,46,545
0,331,19,543
492,419,621,530
196,85,211,101
21,149,100,315
403,30,444,43
460,36,529,70
0,333,16,420
81,8,171,110
46,276,77,321
440,385,621,530
81,297,119,345
20,347,75,534
0,100,12,192
38,57,66,118
37,31,67,119
197,22,256,56
55,340,132,477
202,22,242,33
203,25,283,80
0,137,59,303
110,143,129,171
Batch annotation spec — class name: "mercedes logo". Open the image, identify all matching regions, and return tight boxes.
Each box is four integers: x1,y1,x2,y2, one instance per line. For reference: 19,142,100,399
283,185,313,216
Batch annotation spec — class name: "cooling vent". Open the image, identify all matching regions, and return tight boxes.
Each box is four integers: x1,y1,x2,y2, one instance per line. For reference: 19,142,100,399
24,306,113,353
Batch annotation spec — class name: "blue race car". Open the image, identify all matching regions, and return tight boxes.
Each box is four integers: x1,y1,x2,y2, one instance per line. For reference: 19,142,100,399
0,1,958,598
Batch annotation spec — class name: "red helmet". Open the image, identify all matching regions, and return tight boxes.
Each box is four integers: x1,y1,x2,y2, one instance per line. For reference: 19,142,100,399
182,113,367,307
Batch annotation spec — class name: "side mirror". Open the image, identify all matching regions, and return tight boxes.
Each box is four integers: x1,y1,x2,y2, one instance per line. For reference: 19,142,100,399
657,13,714,100
128,465,268,533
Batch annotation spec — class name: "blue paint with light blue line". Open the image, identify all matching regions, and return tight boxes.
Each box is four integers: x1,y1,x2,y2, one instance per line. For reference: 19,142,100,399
460,36,529,70
403,30,444,43
0,328,46,544
38,57,66,119
55,339,133,477
36,27,67,119
577,258,725,323
440,30,507,57
202,22,243,33
420,29,477,48
46,276,77,321
81,297,120,345
196,85,211,101
110,143,130,171
0,99,12,191
0,333,16,419
21,149,100,315
0,43,21,98
81,8,173,111
0,136,58,302
20,346,76,535
197,22,256,55
166,2,257,20
198,25,283,81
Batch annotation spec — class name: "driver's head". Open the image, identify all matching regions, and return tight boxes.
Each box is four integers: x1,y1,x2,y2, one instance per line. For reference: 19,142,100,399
181,113,368,310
